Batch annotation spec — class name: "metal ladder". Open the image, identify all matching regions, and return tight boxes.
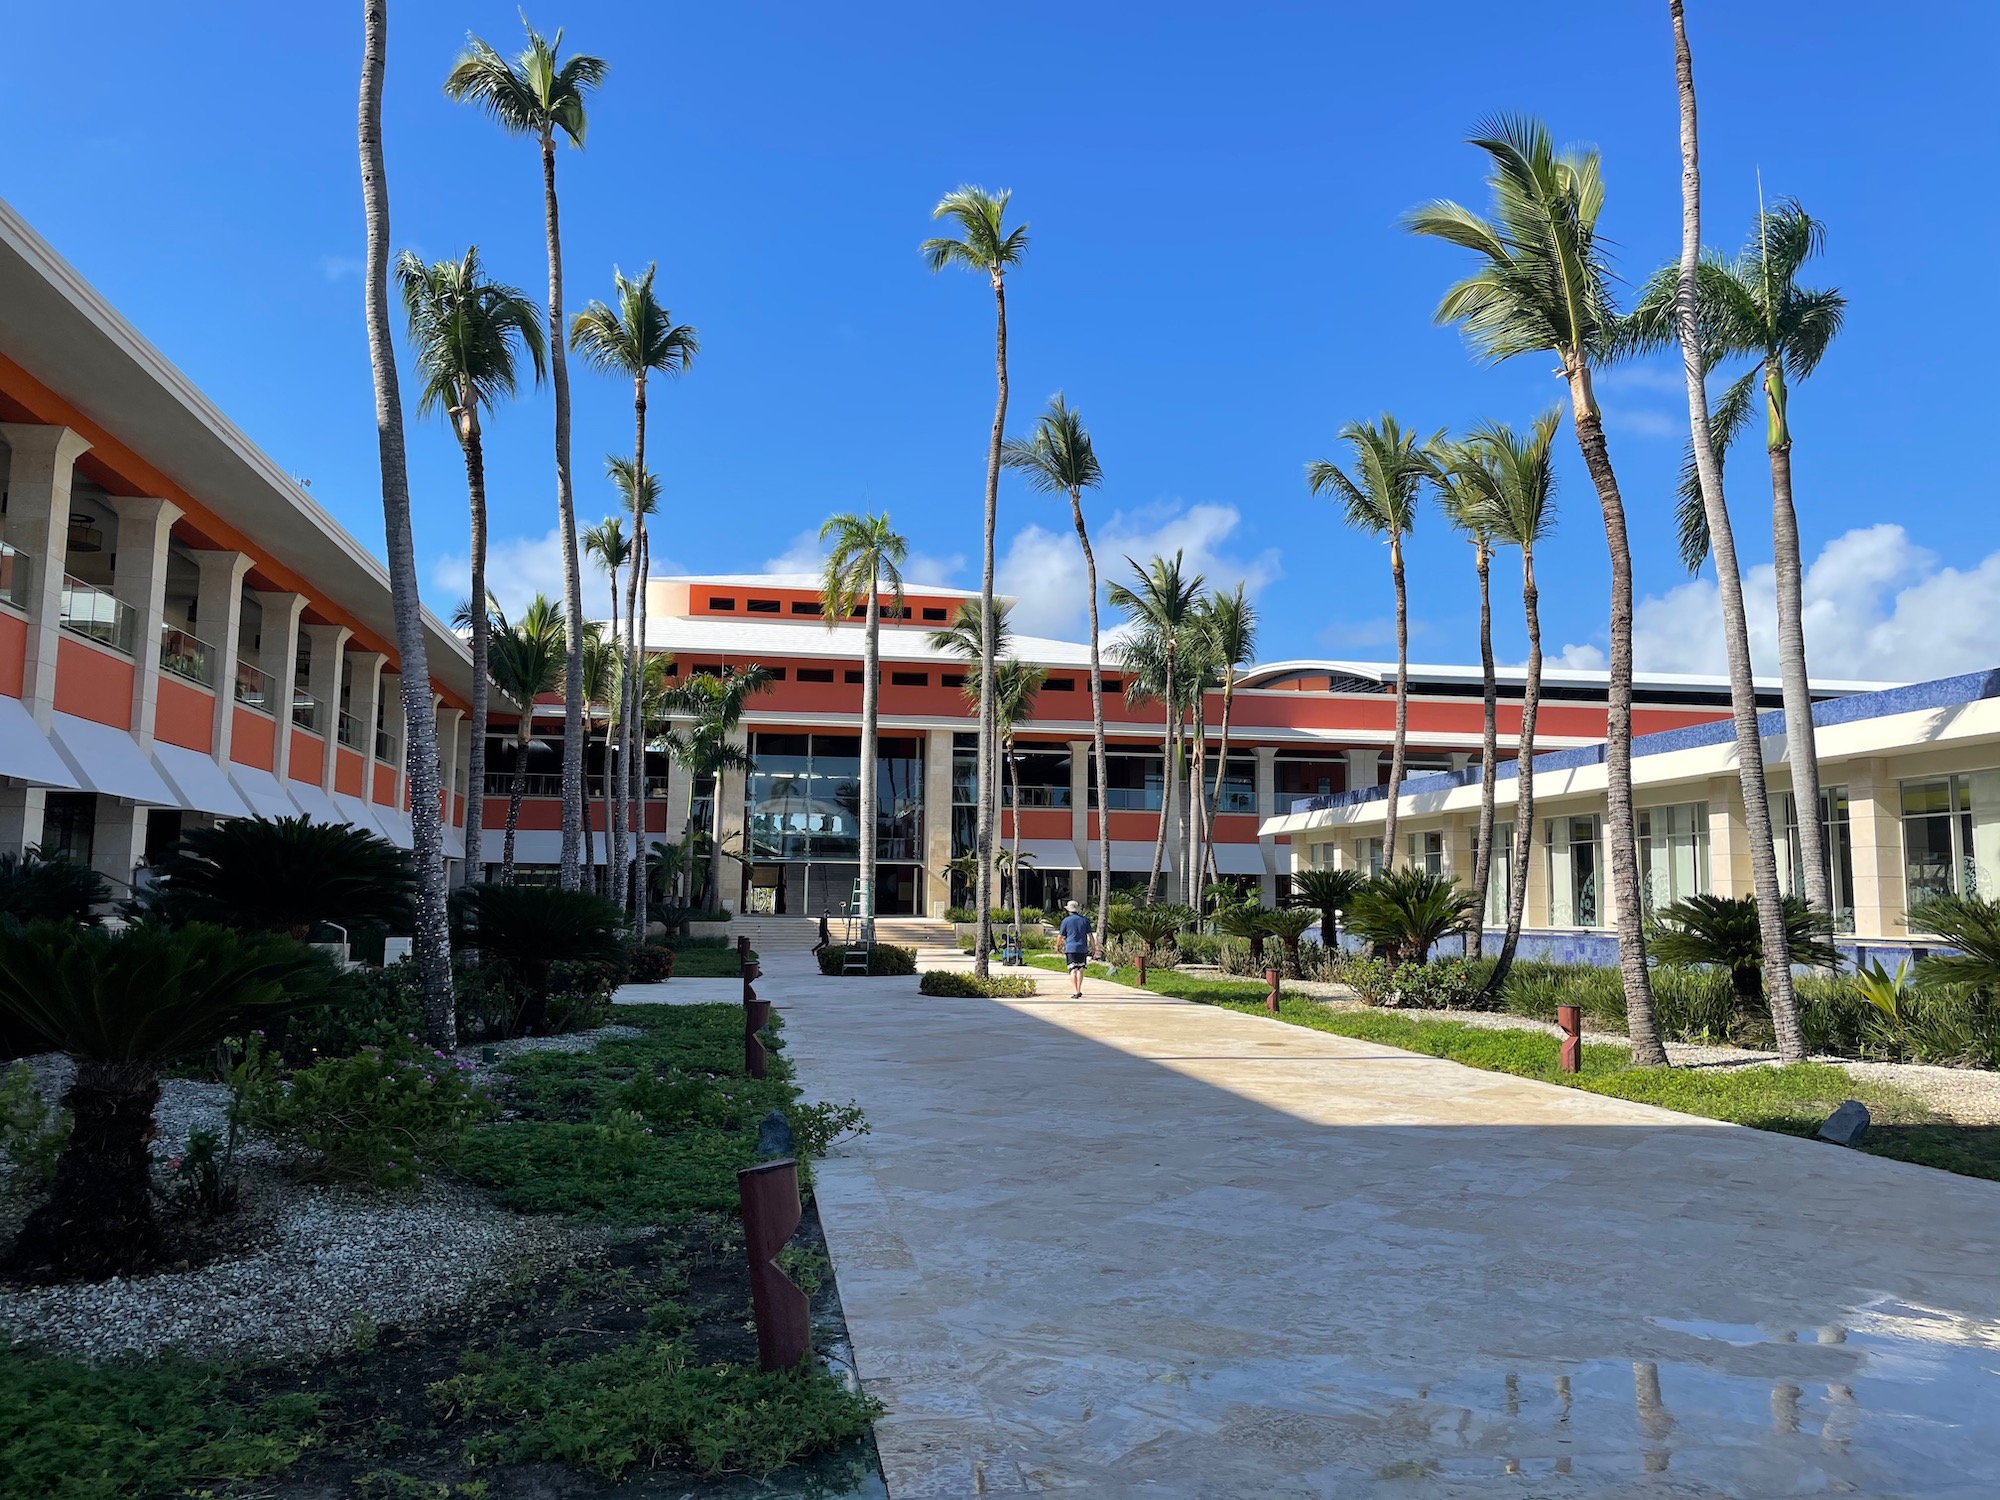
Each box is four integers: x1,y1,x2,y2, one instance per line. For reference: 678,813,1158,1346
840,878,871,973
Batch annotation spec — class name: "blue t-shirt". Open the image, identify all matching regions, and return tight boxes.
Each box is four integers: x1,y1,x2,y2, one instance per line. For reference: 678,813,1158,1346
1058,913,1091,955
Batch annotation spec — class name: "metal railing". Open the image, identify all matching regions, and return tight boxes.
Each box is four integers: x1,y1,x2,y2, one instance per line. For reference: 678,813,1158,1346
375,727,401,764
233,657,273,710
291,691,320,732
336,709,363,749
482,772,673,798
159,624,214,686
59,574,136,654
1001,784,1071,808
0,542,31,611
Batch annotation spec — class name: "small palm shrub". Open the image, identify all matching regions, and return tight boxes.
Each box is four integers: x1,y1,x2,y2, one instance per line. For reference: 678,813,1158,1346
1289,867,1364,952
1646,893,1840,1040
453,884,626,1035
1,1060,69,1191
1347,869,1481,965
1911,893,2000,991
1210,905,1269,966
141,815,415,939
0,847,111,927
816,944,917,976
1107,903,1194,961
1261,908,1320,978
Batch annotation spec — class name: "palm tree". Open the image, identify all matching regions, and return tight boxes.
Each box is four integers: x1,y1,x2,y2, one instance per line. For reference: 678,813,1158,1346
1109,552,1206,903
1288,866,1364,955
993,657,1047,940
1177,625,1220,910
396,247,545,885
1001,394,1110,951
360,1,454,1046
571,266,698,925
928,599,1014,922
1194,585,1258,890
1405,116,1669,1066
923,186,1029,979
486,595,567,884
660,666,774,912
578,624,618,894
1262,908,1319,979
1469,414,1561,993
1308,417,1426,872
608,455,662,930
445,22,608,892
582,516,631,902
819,512,908,943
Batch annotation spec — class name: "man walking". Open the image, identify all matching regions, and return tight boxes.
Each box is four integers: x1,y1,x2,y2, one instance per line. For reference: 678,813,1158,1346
1059,899,1093,999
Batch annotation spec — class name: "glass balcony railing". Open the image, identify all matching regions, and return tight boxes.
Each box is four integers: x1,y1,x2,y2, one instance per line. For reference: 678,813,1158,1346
233,658,274,710
483,772,674,799
59,574,136,654
375,727,401,765
159,624,214,686
336,709,363,749
0,542,31,611
291,690,320,732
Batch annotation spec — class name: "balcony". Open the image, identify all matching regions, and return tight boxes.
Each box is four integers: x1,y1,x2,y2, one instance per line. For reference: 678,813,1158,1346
1001,784,1072,809
483,773,674,798
336,709,363,749
59,574,136,654
159,624,214,686
233,658,273,711
0,542,31,611
291,690,320,732
374,726,401,765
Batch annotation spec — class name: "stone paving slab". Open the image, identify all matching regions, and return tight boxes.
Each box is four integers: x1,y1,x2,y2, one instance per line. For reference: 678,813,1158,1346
746,950,2000,1497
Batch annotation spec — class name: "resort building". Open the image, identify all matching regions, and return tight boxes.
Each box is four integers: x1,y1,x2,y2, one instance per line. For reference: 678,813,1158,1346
0,198,476,897
1260,670,2000,966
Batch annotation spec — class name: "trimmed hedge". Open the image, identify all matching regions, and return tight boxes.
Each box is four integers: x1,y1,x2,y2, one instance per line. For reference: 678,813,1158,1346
918,969,1039,998
815,944,917,977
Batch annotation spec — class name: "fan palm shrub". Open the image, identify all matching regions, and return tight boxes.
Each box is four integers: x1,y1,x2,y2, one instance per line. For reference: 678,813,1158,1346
1107,903,1192,969
1348,869,1481,967
0,848,111,926
1210,903,1270,968
1261,907,1319,978
451,883,625,1036
1910,894,2000,992
143,815,414,940
1289,867,1364,955
1646,892,1840,1042
0,922,340,1281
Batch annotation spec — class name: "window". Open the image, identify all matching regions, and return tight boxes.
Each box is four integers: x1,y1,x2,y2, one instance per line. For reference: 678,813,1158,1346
661,662,680,677
1214,756,1257,813
1407,830,1444,875
1546,814,1602,927
1044,676,1074,692
844,670,864,685
1638,802,1709,912
1095,753,1164,810
1776,787,1855,932
942,672,967,689
747,732,924,863
1900,772,2000,909
1353,837,1384,878
791,601,822,616
1484,822,1514,927
922,606,948,622
890,671,928,687
747,599,780,614
708,597,736,611
1004,747,1073,807
1309,841,1337,871
1102,677,1122,694
797,667,834,684
763,667,787,682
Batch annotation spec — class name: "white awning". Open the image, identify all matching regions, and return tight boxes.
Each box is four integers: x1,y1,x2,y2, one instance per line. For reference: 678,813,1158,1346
1016,837,1082,870
286,780,344,827
495,830,611,866
229,765,303,821
1211,841,1268,876
333,792,386,838
1084,839,1167,873
375,806,415,850
0,695,79,790
48,712,175,805
153,744,251,817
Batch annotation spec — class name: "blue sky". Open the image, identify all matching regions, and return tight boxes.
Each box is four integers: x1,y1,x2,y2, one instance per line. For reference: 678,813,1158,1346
6,2,1997,680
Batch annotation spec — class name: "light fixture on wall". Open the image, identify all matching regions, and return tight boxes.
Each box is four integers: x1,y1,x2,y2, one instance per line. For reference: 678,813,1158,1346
65,515,104,553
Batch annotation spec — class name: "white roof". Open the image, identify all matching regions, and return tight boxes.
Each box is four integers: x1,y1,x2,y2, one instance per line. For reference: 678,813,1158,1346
0,696,80,790
637,614,1098,669
1238,658,1898,696
668,572,974,599
230,765,304,821
48,712,177,805
155,743,253,817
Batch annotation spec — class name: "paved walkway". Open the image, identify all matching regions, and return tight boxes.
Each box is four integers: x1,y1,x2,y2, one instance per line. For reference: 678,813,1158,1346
744,947,2000,1498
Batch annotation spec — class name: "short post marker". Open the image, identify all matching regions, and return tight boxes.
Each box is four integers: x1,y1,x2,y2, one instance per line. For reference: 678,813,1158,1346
736,1158,810,1371
1557,1003,1582,1074
1264,965,1281,1014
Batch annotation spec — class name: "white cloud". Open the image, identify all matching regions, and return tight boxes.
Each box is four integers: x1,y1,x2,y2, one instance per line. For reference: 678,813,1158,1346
904,550,964,586
318,255,365,281
1554,642,1607,671
763,530,825,576
431,527,676,624
1554,523,2000,683
996,501,1281,640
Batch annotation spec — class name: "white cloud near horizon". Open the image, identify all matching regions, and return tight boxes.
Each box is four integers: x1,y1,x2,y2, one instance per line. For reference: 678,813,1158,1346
431,529,687,623
1554,523,2000,682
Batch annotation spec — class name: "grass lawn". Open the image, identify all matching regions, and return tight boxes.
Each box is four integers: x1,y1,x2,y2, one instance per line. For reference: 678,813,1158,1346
1026,955,2000,1184
656,944,756,978
2,1003,878,1500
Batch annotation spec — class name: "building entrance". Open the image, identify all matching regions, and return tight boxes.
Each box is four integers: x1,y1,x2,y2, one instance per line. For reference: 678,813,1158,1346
748,861,923,917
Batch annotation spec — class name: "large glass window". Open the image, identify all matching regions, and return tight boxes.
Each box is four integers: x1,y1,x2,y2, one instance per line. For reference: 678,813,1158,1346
1213,756,1257,814
1639,802,1709,912
1092,753,1164,811
1546,814,1602,927
1353,837,1384,877
1003,746,1072,808
748,732,922,862
1406,830,1444,875
1484,822,1513,927
1775,787,1856,932
1900,772,2000,910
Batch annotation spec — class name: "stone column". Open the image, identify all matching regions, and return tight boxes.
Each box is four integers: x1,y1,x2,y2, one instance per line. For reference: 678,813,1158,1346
1066,738,1090,897
924,731,957,914
89,795,147,898
252,591,306,783
1844,758,1904,940
348,651,388,800
716,725,750,913
192,551,252,763
1705,775,1754,900
1254,745,1279,905
0,422,92,727
664,713,695,843
301,622,352,792
380,670,408,814
106,496,182,746
0,788,44,859
1521,815,1551,928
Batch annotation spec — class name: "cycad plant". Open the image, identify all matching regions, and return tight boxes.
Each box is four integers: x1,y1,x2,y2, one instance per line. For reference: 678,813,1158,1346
1211,902,1270,968
1348,868,1482,968
144,815,414,940
1406,115,1668,1066
1109,902,1193,971
1910,894,2000,993
1309,417,1427,868
450,883,624,1034
0,848,111,926
486,595,568,884
446,21,609,890
924,186,1028,979
1262,907,1319,979
396,246,545,878
1289,866,1364,955
0,922,338,1282
1647,892,1839,1043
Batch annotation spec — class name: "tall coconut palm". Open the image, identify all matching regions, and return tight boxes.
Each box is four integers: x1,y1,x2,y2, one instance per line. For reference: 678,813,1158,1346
487,595,566,885
582,515,630,902
396,247,546,887
1196,585,1259,886
922,186,1028,979
1001,394,1111,949
360,0,454,1046
1468,412,1560,993
660,666,774,913
993,658,1047,939
1405,115,1669,1066
1109,552,1206,902
577,623,617,891
1308,417,1427,874
1177,625,1220,908
571,266,698,926
1421,438,1499,959
607,454,661,928
820,512,908,943
928,599,1013,917
445,22,607,892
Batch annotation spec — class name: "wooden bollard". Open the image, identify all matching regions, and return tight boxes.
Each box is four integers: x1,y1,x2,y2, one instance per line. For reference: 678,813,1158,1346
744,1001,771,1079
1557,1003,1582,1074
1136,952,1147,987
737,1159,810,1371
737,933,751,975
1264,965,1281,1014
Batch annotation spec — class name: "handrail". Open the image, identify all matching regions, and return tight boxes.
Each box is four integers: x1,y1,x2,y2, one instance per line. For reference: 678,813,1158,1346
159,623,214,686
336,709,363,749
0,542,32,611
59,573,136,654
233,657,273,710
291,690,320,731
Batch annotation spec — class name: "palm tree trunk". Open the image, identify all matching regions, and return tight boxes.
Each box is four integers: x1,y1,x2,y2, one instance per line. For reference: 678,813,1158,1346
359,0,454,1046
1490,548,1543,994
1147,654,1174,902
1566,363,1669,1068
709,768,727,915
1006,733,1024,937
503,716,530,885
860,574,880,943
538,131,586,892
1383,535,1409,871
460,403,489,881
973,275,1010,979
630,529,650,935
1206,676,1236,891
4,1060,162,1282
1187,692,1207,908
605,570,624,908
1469,542,1496,960
1770,438,1830,917
624,372,649,923
1072,492,1112,956
1671,0,1803,1060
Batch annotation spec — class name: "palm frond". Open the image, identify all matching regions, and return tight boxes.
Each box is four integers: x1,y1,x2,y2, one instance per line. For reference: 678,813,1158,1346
1672,366,1759,573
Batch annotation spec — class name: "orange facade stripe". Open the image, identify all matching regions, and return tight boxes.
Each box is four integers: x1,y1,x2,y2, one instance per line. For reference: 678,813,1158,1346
230,709,276,771
53,638,133,728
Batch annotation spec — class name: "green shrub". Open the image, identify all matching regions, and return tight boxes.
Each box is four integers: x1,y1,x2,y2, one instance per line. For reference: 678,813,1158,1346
626,944,675,983
919,970,1039,998
815,944,916,976
544,959,620,1032
239,1036,494,1190
784,1099,869,1158
0,1060,68,1191
0,847,111,927
269,961,422,1064
1344,955,1488,1010
139,814,414,939
453,884,626,1035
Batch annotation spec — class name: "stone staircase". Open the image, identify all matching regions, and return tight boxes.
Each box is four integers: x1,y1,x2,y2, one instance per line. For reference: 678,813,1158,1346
727,913,957,954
